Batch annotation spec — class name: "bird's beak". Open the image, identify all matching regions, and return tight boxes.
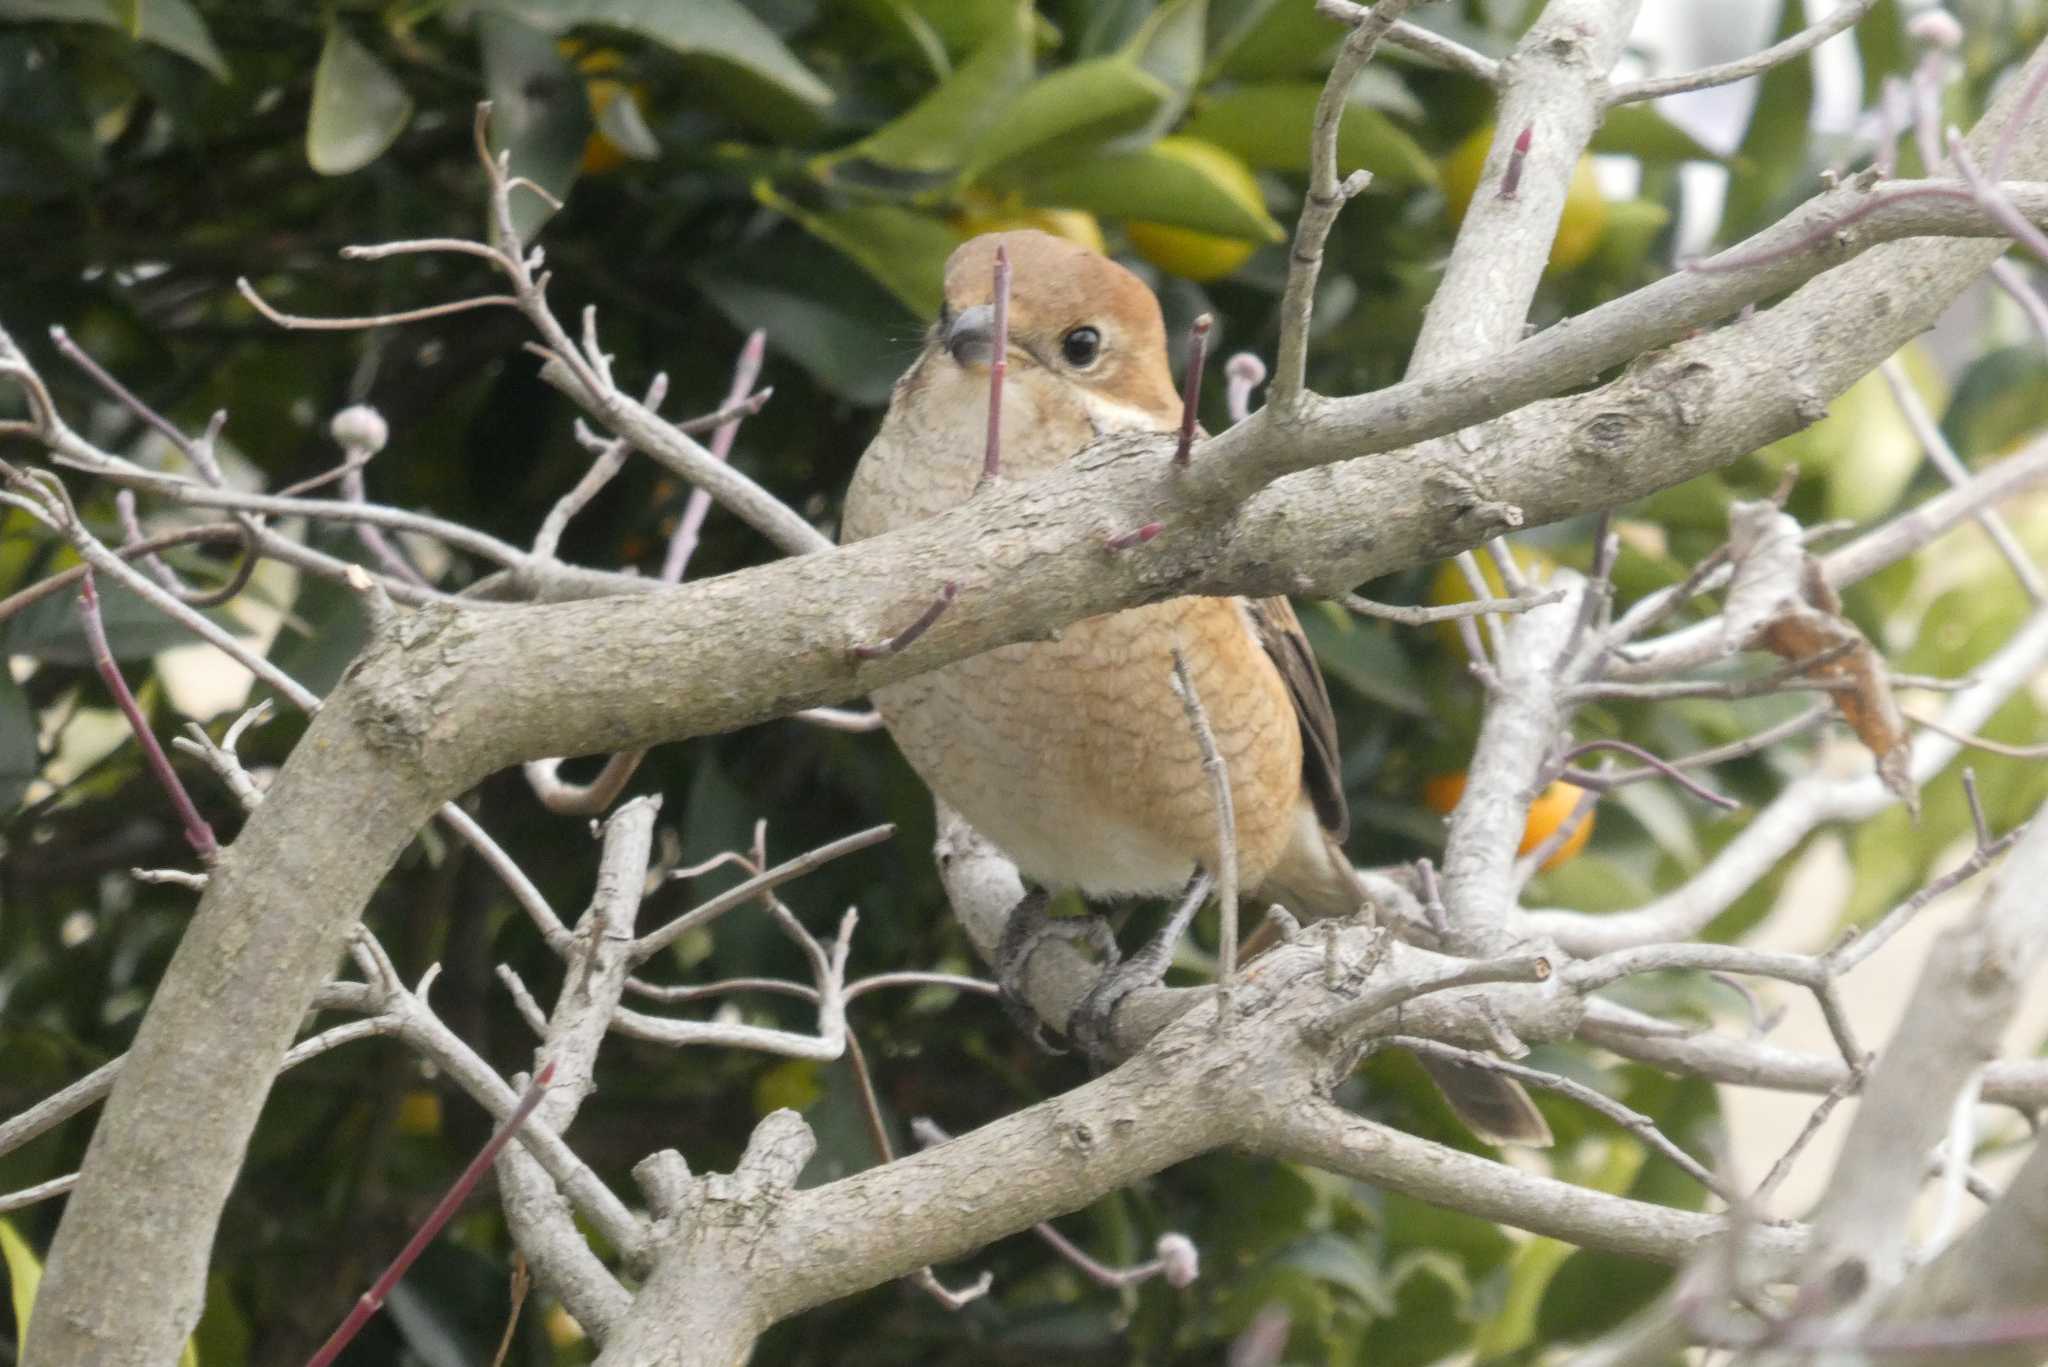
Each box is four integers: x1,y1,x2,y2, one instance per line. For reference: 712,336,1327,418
944,304,996,368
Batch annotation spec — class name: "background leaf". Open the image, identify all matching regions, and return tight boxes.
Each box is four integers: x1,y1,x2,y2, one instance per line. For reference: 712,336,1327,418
306,22,414,176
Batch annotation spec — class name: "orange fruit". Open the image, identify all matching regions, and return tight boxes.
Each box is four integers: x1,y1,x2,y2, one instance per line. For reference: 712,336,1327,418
1422,772,1595,871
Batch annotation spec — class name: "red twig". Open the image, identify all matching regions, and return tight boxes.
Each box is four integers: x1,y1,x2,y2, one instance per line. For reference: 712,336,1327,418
851,582,959,660
1173,314,1213,467
1104,521,1164,552
305,1063,556,1367
983,246,1010,483
77,569,219,863
1499,125,1533,200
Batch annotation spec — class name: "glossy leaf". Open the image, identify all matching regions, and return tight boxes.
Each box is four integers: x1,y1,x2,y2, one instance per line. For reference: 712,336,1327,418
484,0,832,111
478,11,590,236
1014,141,1285,240
3,578,231,665
0,666,34,814
820,0,1034,179
1122,0,1206,135
1592,104,1726,164
1298,603,1429,716
1183,81,1436,186
0,0,226,78
1721,0,1814,239
848,0,951,79
756,183,955,318
962,56,1171,182
306,22,413,176
0,1217,39,1346
689,234,922,404
1941,345,2048,459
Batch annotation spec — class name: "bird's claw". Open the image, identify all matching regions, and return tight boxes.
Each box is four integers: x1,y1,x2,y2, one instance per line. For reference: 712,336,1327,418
994,888,1115,1054
1067,871,1212,1062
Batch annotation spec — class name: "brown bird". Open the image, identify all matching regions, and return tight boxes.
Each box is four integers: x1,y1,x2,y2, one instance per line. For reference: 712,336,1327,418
842,230,1548,1145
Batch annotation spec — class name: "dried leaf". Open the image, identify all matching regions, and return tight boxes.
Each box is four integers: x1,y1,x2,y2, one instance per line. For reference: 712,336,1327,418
1722,500,1917,811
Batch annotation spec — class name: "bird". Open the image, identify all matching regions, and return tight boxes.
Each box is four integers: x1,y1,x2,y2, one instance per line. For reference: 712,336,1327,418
840,229,1549,1146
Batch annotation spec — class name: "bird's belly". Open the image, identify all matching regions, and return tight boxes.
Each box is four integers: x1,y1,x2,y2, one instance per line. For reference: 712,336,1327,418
873,599,1302,898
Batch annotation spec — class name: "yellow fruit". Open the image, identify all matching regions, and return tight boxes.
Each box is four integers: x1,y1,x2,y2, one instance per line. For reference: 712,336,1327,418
394,1088,441,1138
558,43,650,177
950,203,1108,255
1427,545,1556,655
1441,125,1609,272
1124,136,1266,282
753,1058,822,1116
1421,773,1596,871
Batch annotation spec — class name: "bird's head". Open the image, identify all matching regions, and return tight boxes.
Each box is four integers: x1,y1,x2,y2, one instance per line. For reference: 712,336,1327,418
933,230,1181,424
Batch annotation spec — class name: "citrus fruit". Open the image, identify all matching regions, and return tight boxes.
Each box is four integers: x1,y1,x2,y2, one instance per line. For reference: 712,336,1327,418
951,202,1108,255
1421,772,1596,871
1124,136,1267,282
1441,125,1609,271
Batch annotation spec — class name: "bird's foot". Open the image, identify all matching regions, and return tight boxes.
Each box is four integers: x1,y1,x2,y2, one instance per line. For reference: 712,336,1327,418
1067,871,1212,1062
994,888,1115,1053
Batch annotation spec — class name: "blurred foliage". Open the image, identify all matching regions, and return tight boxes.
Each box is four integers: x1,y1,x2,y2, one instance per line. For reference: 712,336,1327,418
1,0,2047,1362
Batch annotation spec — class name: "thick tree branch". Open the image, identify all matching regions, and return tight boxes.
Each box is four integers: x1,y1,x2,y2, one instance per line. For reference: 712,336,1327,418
22,39,2048,1365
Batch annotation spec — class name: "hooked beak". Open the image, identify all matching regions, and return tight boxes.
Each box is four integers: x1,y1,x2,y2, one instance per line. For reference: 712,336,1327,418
944,303,996,368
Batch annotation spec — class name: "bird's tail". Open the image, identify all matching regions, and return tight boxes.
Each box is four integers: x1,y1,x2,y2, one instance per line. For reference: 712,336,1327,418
1247,807,1554,1147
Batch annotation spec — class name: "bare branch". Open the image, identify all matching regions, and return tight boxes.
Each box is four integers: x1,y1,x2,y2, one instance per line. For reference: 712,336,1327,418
1604,0,1878,105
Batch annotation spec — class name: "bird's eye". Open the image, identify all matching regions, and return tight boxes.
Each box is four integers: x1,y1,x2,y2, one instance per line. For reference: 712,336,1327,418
1061,326,1102,367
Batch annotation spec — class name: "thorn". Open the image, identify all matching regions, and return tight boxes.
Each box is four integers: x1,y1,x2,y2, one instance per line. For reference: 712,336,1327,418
1499,124,1533,200
1104,521,1163,552
1173,314,1213,467
851,582,959,660
983,246,1011,484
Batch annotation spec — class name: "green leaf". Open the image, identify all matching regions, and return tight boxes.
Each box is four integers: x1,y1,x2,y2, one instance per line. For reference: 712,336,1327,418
847,0,950,79
482,0,833,112
1941,346,2048,459
902,0,1059,60
689,233,923,404
3,578,228,665
0,666,35,813
757,183,956,317
819,0,1034,182
1298,603,1428,716
1721,0,1814,239
962,56,1171,182
1121,0,1205,136
1012,141,1284,240
478,11,590,237
1855,0,1909,92
0,1218,42,1348
1183,81,1436,187
1592,104,1726,164
306,22,414,176
0,0,226,78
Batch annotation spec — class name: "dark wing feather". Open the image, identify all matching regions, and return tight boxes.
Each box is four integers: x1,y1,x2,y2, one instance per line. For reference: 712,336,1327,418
1244,596,1348,839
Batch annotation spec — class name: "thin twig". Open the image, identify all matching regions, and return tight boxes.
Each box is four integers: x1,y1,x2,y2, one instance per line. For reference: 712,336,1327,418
1171,647,1239,1026
237,276,520,331
77,569,219,862
1604,0,1879,105
1173,314,1212,467
306,1064,556,1367
983,245,1010,484
1342,586,1564,625
664,329,766,582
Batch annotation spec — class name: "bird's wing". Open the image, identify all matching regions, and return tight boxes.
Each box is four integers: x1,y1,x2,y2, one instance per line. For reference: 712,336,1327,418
1244,596,1348,839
